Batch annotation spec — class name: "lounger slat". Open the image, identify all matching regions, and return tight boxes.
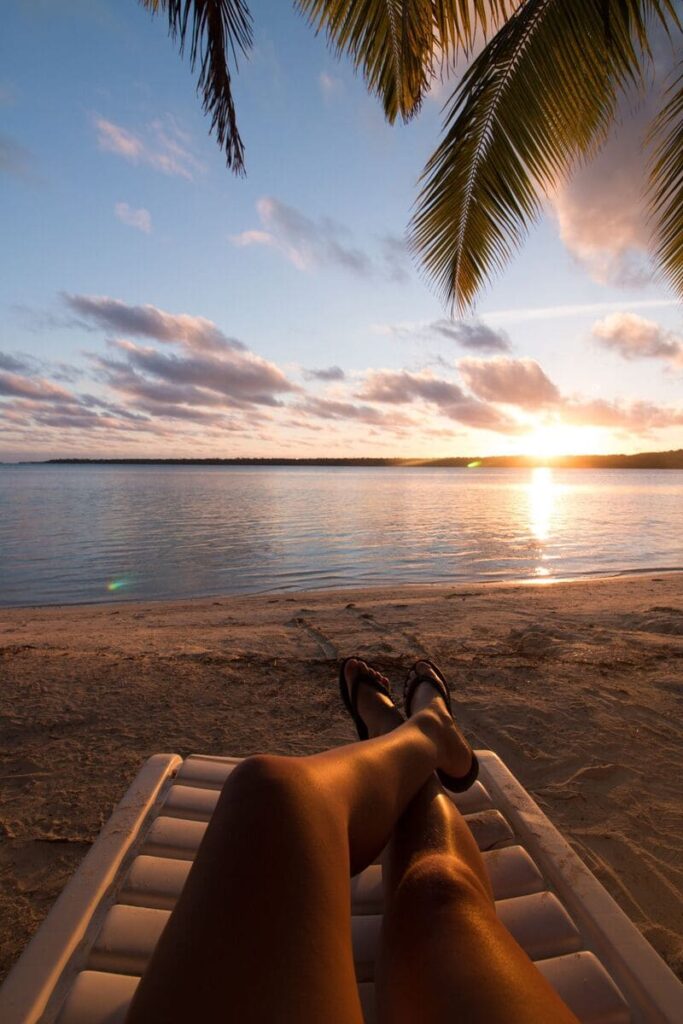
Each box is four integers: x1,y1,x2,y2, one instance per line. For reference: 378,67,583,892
162,777,494,821
496,892,582,961
174,756,492,812
536,953,631,1024
57,953,630,1024
162,784,219,822
119,856,192,912
350,865,384,913
449,780,493,814
463,808,515,850
140,815,207,860
56,972,139,1024
55,972,378,1024
87,890,580,986
484,845,545,901
119,843,545,919
139,807,512,865
87,906,169,977
87,905,383,983
173,756,239,790
357,983,376,1024
352,916,381,983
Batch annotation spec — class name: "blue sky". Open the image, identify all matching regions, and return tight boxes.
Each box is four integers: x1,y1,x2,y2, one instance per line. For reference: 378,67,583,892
1,0,681,460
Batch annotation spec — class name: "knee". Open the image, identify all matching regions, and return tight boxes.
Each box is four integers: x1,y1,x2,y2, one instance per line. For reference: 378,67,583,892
227,753,310,805
392,854,492,920
223,754,331,834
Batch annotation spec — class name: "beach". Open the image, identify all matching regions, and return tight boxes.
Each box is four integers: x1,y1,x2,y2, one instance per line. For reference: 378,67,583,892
1,572,682,982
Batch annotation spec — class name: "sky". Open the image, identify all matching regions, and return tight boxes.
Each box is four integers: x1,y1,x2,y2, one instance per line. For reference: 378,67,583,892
1,0,682,462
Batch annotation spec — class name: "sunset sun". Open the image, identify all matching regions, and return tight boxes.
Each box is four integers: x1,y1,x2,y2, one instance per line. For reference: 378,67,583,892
520,423,608,460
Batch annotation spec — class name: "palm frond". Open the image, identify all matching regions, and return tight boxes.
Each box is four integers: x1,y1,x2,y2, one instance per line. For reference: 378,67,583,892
297,0,434,122
410,0,680,312
649,64,683,294
296,2,511,123
142,0,252,174
431,1,513,58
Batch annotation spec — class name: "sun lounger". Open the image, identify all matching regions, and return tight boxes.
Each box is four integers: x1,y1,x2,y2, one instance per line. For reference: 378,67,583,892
1,750,681,1023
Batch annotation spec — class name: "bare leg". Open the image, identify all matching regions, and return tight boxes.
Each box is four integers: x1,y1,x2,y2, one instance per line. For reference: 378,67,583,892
126,661,462,1024
376,663,579,1024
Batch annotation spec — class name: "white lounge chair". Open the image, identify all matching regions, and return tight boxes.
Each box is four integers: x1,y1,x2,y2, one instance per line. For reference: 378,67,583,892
1,751,681,1023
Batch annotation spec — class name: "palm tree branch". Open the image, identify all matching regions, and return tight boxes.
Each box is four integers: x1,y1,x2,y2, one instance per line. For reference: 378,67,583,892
649,63,683,292
297,0,439,122
296,2,516,122
410,0,679,312
141,0,252,175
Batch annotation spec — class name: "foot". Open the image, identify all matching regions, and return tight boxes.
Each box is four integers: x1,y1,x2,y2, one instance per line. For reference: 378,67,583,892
409,662,474,780
342,659,403,738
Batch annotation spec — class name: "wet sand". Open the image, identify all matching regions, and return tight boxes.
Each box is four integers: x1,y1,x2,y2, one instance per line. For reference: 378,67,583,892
1,573,682,981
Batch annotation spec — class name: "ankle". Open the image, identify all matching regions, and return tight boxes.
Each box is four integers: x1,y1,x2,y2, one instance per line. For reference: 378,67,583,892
411,704,449,759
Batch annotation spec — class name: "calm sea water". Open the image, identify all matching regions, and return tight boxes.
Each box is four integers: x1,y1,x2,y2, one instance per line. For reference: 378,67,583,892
0,465,681,607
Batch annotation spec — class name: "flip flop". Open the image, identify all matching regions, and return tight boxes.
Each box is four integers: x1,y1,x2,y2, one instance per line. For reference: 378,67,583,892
339,657,395,740
404,659,479,792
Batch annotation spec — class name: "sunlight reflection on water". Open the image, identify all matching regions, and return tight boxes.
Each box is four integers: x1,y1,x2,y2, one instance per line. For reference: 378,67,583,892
0,465,681,606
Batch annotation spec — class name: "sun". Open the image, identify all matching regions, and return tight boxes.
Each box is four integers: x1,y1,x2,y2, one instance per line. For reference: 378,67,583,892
520,423,607,460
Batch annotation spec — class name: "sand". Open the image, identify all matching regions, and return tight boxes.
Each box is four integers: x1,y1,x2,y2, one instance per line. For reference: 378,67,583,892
1,573,682,983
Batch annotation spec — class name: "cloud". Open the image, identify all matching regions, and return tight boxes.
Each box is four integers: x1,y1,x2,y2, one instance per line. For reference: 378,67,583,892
562,397,683,433
303,365,346,382
358,369,521,432
94,116,203,181
481,299,679,324
115,202,152,234
303,397,400,424
231,198,410,281
431,319,511,352
319,72,343,98
0,371,73,402
0,352,29,372
1,296,309,454
549,35,676,287
232,197,371,274
456,356,683,434
379,235,411,283
62,293,244,353
374,318,510,352
592,313,683,368
103,338,295,408
458,357,560,409
0,133,34,180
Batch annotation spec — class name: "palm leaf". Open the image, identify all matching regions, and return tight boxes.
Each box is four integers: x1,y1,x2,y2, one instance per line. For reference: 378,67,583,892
411,0,680,312
649,63,683,294
142,0,253,174
296,1,511,123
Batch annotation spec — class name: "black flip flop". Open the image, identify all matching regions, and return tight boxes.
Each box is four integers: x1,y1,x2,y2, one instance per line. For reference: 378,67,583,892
404,660,479,792
339,657,395,740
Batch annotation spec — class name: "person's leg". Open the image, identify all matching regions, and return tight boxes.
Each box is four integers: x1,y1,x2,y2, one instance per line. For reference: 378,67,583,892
126,660,468,1024
376,663,579,1024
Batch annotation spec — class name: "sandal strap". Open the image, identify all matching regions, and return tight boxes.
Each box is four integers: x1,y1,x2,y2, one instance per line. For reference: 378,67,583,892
351,671,391,711
404,660,451,717
339,657,393,741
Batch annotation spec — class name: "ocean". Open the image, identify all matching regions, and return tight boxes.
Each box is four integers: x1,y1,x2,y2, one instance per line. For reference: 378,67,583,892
1,464,681,606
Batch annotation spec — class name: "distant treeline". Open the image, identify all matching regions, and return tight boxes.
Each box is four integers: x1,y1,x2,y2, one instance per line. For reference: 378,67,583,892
26,449,683,469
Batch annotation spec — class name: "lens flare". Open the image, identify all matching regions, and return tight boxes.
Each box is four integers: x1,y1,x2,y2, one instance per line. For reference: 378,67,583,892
106,578,128,592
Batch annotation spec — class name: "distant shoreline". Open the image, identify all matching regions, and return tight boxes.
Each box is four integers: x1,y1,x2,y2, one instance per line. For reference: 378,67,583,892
4,448,683,469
